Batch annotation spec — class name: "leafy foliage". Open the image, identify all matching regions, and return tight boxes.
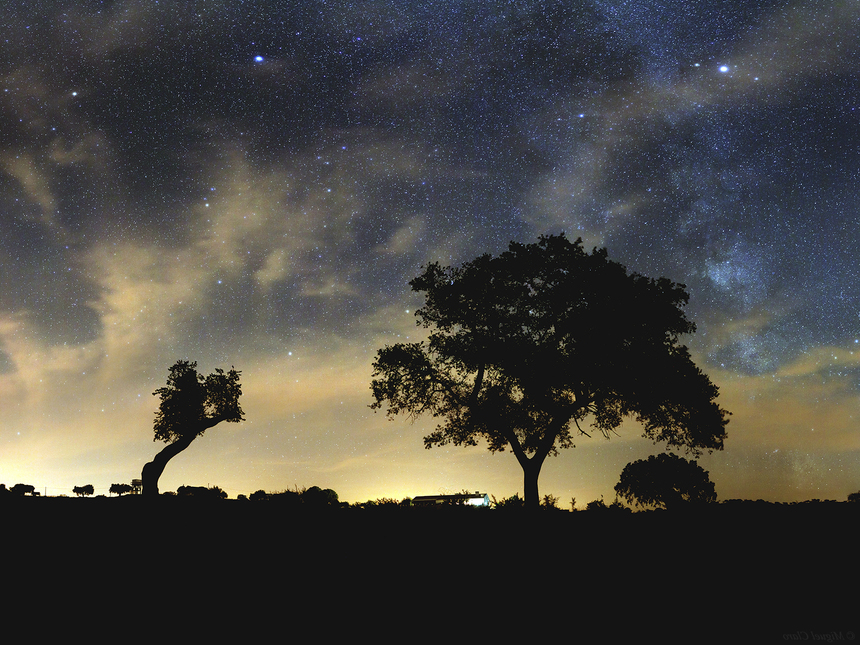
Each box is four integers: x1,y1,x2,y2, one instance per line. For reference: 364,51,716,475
371,234,729,506
177,485,228,500
492,493,525,510
10,483,35,496
73,484,94,497
540,493,562,510
350,496,411,509
301,486,340,508
110,483,132,496
246,486,340,508
585,498,631,513
153,360,244,444
143,360,245,496
614,452,718,510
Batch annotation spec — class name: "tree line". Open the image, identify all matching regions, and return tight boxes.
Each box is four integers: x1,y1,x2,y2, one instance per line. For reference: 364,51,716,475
20,235,857,510
135,234,735,510
6,477,860,510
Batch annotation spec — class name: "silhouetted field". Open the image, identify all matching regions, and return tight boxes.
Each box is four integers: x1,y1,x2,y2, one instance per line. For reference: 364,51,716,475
2,497,853,640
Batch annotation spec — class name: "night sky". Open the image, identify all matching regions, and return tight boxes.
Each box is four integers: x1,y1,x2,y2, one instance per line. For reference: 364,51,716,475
1,0,859,504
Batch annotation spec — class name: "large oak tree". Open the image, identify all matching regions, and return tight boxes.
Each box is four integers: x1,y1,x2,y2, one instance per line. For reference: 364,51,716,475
142,360,244,496
370,234,729,508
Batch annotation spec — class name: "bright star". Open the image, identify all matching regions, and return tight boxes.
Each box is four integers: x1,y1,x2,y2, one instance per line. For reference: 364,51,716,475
254,55,264,63
719,65,730,73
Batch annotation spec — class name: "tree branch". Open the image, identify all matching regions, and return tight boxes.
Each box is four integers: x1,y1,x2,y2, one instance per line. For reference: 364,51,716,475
469,362,485,407
573,416,591,438
499,424,531,469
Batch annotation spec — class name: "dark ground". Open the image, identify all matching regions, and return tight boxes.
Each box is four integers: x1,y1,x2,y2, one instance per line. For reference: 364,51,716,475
2,498,855,642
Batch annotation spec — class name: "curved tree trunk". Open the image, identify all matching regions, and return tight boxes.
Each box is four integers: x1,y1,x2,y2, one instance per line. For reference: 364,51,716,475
141,434,196,497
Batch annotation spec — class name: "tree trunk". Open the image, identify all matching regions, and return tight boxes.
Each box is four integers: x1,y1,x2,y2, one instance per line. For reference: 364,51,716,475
502,421,560,510
504,431,552,510
522,440,557,509
141,434,196,497
523,459,542,509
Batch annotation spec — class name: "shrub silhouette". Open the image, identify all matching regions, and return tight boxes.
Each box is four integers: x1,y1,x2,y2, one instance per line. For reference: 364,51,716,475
10,483,36,496
615,452,717,510
541,493,562,510
585,498,630,513
301,486,339,508
177,485,228,500
493,493,525,510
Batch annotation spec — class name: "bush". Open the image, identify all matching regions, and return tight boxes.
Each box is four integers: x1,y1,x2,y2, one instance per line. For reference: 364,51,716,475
301,486,339,508
615,453,717,510
540,493,563,510
10,484,36,496
585,498,631,513
176,485,228,500
493,493,525,510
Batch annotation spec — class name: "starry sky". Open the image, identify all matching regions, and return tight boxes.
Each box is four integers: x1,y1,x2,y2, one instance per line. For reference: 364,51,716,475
1,0,859,504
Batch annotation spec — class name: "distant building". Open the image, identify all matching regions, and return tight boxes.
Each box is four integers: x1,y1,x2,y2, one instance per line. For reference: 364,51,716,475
131,479,143,495
411,492,490,507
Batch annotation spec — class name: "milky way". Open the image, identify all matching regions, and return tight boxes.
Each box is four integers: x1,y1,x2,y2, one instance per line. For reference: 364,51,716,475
1,1,859,503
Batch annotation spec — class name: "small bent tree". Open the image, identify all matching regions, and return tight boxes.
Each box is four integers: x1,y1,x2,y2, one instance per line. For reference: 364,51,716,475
370,234,729,509
615,452,717,510
141,360,244,497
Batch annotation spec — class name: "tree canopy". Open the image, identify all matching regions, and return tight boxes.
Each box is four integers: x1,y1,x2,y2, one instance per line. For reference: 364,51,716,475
370,234,729,508
73,484,94,497
142,360,244,496
614,452,718,509
10,483,36,496
110,483,133,496
153,360,244,444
